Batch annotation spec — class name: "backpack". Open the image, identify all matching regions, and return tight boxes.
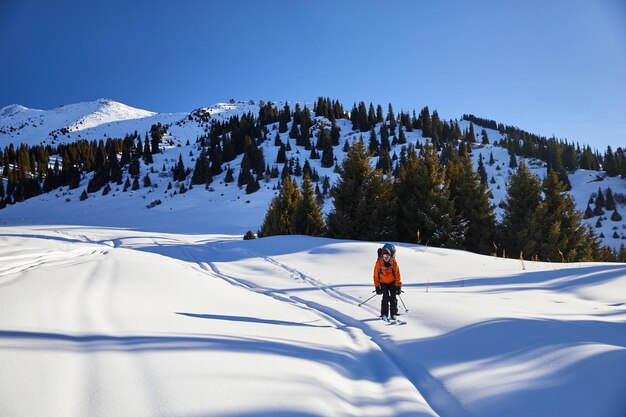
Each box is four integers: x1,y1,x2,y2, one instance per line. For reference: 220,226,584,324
377,243,396,260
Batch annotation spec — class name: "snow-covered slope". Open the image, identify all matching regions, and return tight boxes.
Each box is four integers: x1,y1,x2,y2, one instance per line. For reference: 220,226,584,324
0,99,625,416
0,98,261,147
0,99,157,145
0,226,624,417
1,98,626,250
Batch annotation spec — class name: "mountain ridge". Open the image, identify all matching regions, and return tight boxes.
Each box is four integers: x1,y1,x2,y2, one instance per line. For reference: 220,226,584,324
1,98,625,255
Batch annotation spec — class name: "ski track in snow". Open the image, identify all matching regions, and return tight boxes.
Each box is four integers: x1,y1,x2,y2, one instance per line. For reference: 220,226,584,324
3,229,625,416
257,254,469,417
0,247,107,288
177,242,468,417
74,257,170,417
11,230,471,416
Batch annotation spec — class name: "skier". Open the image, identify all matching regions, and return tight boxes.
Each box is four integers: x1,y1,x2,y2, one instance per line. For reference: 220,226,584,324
373,244,402,322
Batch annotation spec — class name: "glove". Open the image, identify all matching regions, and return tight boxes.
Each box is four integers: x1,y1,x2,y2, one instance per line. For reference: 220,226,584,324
395,286,402,295
375,286,383,295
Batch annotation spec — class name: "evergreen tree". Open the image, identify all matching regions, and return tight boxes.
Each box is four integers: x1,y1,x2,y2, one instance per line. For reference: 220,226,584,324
321,146,335,168
293,158,302,177
245,176,260,194
368,127,379,155
398,125,407,144
387,103,396,135
289,120,300,140
357,102,369,132
604,146,618,176
477,155,488,185
191,149,211,185
143,137,153,164
292,174,326,236
376,148,392,174
499,161,542,258
258,176,301,237
143,174,152,187
445,153,496,254
327,139,393,240
419,106,431,137
69,167,81,190
173,154,187,181
210,145,224,176
224,167,234,183
532,170,599,261
605,187,616,211
278,103,290,133
237,153,253,188
594,188,606,216
276,144,287,164
108,146,122,184
150,123,164,154
611,209,622,222
129,153,141,178
466,122,476,143
481,129,489,145
330,120,341,146
367,102,377,128
394,142,462,247
350,103,359,131
376,104,384,123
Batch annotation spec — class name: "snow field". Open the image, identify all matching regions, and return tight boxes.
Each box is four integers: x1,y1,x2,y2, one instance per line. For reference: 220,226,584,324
1,227,624,416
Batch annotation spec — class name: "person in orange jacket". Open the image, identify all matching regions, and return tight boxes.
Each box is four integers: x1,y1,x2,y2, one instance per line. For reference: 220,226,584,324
373,247,402,321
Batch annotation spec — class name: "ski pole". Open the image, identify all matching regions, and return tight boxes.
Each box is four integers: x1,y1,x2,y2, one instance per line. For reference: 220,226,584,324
358,291,378,307
398,291,409,312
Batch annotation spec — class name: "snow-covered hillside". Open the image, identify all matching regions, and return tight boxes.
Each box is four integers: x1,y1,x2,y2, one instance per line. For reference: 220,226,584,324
1,98,626,250
0,226,624,417
0,98,259,148
1,99,625,416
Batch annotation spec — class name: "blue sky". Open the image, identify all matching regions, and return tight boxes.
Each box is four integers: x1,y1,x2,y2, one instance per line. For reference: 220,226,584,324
1,0,625,151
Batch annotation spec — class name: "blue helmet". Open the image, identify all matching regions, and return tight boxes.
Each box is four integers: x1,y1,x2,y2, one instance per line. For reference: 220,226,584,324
382,243,396,258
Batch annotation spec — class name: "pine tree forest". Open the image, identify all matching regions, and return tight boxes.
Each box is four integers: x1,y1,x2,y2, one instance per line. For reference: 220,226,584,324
2,97,626,261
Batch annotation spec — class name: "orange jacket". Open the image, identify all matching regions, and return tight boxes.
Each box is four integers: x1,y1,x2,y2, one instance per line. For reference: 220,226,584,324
373,258,402,287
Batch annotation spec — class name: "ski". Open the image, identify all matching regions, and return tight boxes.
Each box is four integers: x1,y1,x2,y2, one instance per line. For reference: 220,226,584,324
380,316,407,325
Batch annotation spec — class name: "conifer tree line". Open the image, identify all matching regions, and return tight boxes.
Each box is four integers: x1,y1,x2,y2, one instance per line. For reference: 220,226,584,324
2,97,626,262
261,136,615,262
463,114,626,179
258,99,626,262
0,125,166,208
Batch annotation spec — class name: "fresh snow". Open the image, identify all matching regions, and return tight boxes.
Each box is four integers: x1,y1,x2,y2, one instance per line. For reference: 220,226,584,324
0,99,625,416
0,226,624,417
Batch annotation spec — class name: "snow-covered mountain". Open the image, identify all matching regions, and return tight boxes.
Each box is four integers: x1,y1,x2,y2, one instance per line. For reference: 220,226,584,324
0,99,625,417
0,98,157,145
1,98,625,249
0,98,259,147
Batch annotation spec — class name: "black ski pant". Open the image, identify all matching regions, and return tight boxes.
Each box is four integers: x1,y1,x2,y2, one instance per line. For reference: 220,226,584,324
380,283,398,317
